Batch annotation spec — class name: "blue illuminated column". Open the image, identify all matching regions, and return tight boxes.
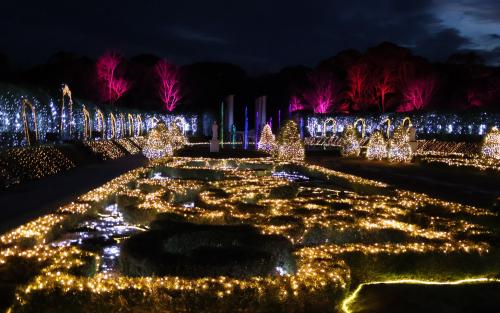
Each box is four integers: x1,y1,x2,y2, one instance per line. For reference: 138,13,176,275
255,111,259,149
244,106,248,149
278,109,281,130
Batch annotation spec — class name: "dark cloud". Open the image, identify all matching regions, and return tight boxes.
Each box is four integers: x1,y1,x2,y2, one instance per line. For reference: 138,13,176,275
0,0,499,71
415,28,471,61
478,46,500,65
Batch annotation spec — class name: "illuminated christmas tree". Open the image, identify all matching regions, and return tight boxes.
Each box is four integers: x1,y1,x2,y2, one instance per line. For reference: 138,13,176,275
142,122,174,159
387,124,412,162
276,120,305,161
339,125,360,157
168,123,187,151
481,127,500,159
366,130,387,160
258,124,276,154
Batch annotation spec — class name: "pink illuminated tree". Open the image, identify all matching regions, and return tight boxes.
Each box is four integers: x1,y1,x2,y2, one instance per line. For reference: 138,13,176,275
155,59,181,112
96,52,130,103
303,71,338,114
373,68,395,112
397,76,437,112
346,64,369,109
289,95,305,112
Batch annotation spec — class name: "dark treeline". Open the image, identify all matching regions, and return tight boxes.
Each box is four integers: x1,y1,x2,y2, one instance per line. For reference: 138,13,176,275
0,42,499,120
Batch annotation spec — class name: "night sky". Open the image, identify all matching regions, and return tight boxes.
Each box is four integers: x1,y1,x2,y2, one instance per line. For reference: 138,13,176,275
1,0,500,72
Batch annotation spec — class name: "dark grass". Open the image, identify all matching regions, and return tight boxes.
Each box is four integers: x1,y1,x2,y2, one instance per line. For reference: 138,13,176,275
349,282,500,313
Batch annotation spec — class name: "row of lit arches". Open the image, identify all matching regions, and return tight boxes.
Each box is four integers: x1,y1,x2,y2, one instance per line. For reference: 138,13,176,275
319,116,412,139
21,84,145,145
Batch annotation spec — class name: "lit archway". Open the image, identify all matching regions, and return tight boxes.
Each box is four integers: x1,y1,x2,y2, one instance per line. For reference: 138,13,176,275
120,113,126,138
353,118,366,139
127,113,134,137
136,114,143,136
322,118,337,137
174,116,186,134
383,118,391,138
110,113,117,138
60,84,74,137
21,99,38,146
96,109,105,139
82,105,92,140
401,117,412,131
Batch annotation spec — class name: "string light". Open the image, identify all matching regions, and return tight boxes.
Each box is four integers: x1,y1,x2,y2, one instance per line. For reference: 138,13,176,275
365,130,387,160
257,124,276,154
387,124,412,162
275,120,305,161
142,122,187,159
481,126,500,159
1,157,498,312
339,125,360,157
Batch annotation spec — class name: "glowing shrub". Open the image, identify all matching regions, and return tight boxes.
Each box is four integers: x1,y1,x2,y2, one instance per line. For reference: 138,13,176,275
339,125,360,157
388,125,412,162
276,120,305,162
143,122,187,159
481,127,500,159
366,130,387,160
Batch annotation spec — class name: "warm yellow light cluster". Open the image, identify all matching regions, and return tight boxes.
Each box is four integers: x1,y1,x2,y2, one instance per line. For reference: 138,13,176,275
83,140,126,160
0,146,75,187
115,138,140,154
258,124,277,154
365,130,387,160
388,124,412,162
340,125,361,157
143,122,187,159
420,155,500,171
276,120,305,161
1,157,497,312
481,126,500,159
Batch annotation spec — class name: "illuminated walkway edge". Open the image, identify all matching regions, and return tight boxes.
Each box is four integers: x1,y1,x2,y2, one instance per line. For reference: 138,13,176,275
341,277,500,313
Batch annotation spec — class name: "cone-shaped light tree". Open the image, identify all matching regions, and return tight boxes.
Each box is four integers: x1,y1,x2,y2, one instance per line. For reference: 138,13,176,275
365,130,387,160
257,124,276,154
481,127,500,159
387,124,412,162
339,125,360,157
275,120,304,161
143,122,172,159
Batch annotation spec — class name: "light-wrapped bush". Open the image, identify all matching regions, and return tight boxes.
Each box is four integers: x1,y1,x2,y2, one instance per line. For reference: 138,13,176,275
275,120,305,161
339,125,360,157
388,125,412,162
366,130,387,160
481,126,500,159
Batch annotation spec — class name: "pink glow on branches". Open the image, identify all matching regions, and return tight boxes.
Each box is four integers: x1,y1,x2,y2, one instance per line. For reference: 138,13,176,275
289,95,305,112
398,76,437,112
304,72,338,114
155,59,181,112
347,64,368,109
96,52,130,103
373,68,395,112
